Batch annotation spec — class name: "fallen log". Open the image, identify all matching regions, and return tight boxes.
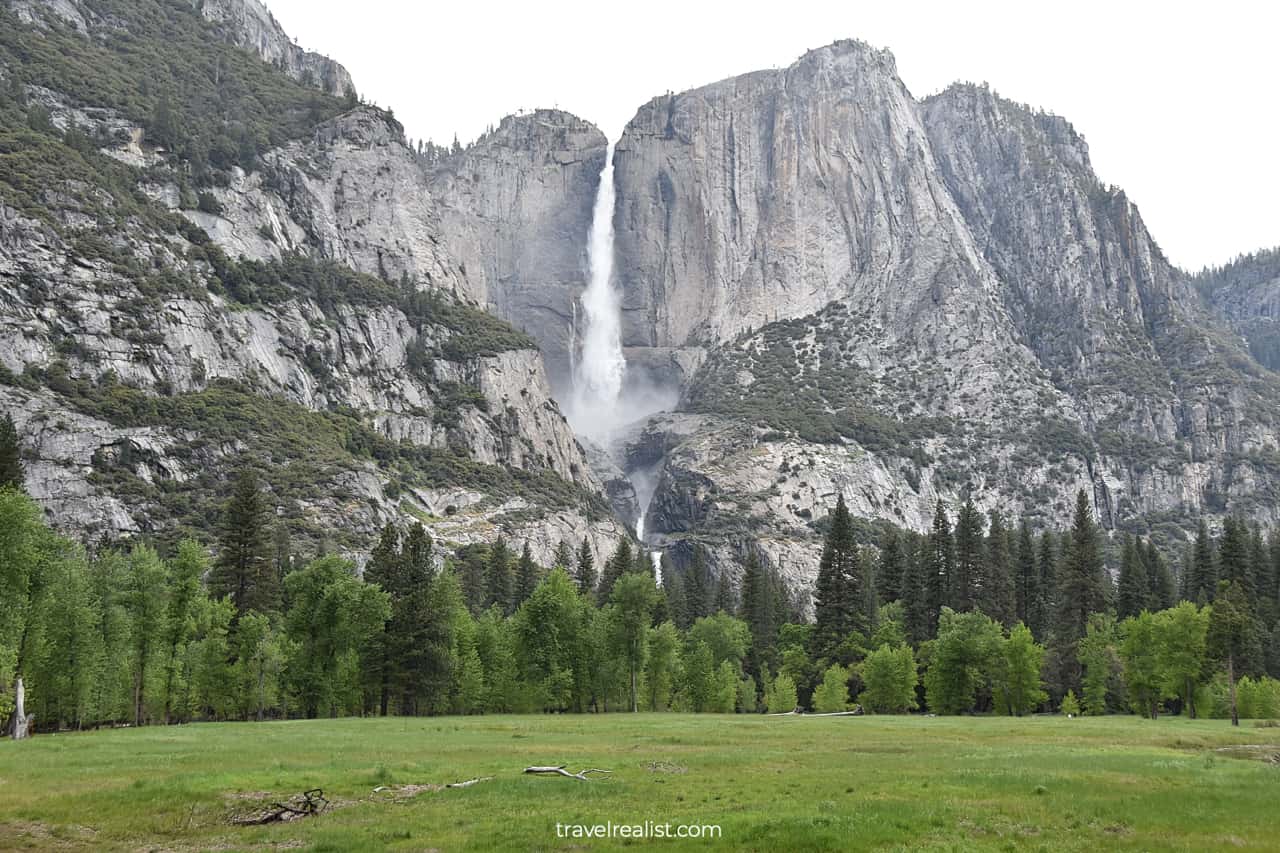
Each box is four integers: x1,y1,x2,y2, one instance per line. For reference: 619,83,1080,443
446,776,493,788
232,788,328,825
524,765,612,781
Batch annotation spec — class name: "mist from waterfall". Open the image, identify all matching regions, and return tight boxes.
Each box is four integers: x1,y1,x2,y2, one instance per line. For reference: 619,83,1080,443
568,143,626,444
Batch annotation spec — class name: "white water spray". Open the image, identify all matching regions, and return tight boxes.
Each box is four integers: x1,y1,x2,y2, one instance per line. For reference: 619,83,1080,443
569,144,626,443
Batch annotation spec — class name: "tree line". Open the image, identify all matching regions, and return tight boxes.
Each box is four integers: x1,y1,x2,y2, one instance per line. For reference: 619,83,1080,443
4,416,1280,731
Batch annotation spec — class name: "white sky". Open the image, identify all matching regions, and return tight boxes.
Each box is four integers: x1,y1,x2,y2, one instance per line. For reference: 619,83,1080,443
266,0,1277,271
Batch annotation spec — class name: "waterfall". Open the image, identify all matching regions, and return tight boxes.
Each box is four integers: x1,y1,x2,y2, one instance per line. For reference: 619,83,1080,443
569,143,626,443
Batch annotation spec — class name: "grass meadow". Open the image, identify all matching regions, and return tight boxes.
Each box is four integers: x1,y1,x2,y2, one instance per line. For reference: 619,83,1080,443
0,714,1276,851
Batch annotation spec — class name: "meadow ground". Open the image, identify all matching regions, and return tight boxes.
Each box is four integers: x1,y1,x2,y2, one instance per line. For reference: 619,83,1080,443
0,714,1276,851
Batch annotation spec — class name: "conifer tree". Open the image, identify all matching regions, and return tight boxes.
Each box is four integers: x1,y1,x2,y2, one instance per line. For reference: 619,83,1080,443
1116,535,1148,619
739,550,776,678
486,538,514,614
1218,516,1253,601
902,533,931,644
553,540,573,572
1143,539,1175,611
0,412,24,491
1014,519,1038,629
924,500,954,636
1190,520,1217,603
1033,531,1057,641
597,539,633,604
210,468,276,617
811,495,866,661
663,558,689,629
1050,490,1107,695
575,540,596,596
713,569,735,614
515,543,540,607
953,495,984,611
982,509,1014,625
684,546,711,624
1207,581,1259,726
876,528,904,605
363,523,403,715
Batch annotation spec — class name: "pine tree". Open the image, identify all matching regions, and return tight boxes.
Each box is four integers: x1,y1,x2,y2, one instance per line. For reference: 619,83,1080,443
597,539,633,603
1116,535,1148,619
363,523,403,716
684,546,711,623
663,557,689,629
982,509,1014,625
1051,490,1107,695
902,533,930,644
553,540,573,572
486,538,514,614
0,412,24,490
515,543,540,607
210,468,276,617
1143,539,1175,611
953,495,984,611
876,529,904,605
1207,581,1260,726
713,569,735,614
811,495,866,660
739,550,776,679
575,540,596,596
1218,516,1253,601
1033,531,1056,642
1014,519,1037,628
924,500,954,637
1190,520,1217,603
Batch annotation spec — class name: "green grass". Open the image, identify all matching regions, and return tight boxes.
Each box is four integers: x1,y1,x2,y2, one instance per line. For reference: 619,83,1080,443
0,715,1275,851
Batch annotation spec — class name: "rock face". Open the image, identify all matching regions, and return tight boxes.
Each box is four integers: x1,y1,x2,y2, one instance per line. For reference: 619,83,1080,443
1196,249,1280,372
192,0,354,96
609,41,1280,594
428,111,607,394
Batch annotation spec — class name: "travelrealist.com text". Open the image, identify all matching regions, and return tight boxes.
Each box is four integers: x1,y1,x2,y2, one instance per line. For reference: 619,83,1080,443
555,821,723,840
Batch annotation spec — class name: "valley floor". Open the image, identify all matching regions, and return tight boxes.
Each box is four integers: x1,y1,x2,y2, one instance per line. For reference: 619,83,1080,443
0,714,1275,851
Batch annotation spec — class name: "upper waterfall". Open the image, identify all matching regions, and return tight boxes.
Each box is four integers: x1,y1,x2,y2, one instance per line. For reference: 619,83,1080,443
568,143,626,443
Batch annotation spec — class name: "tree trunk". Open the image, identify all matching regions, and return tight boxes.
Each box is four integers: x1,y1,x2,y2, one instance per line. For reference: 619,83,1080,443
630,664,638,713
11,677,32,739
1227,654,1239,726
1186,678,1197,719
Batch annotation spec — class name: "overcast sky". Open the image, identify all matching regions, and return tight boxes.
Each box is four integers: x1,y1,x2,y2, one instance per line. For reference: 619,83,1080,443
265,0,1277,271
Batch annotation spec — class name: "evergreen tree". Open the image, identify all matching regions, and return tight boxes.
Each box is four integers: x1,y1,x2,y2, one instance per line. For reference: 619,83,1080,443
902,533,930,644
876,529,904,605
1190,520,1217,603
1143,539,1175,612
515,543,540,607
575,540,596,596
1218,516,1253,601
553,540,573,572
597,539,633,604
663,558,689,630
1116,535,1149,619
982,509,1014,625
713,569,735,614
458,545,488,614
924,500,955,637
0,413,23,491
740,550,777,679
684,546,711,624
811,495,867,661
1034,530,1056,641
362,524,402,715
485,538,514,614
953,495,984,611
210,469,276,617
1051,490,1107,695
1207,580,1262,726
1014,519,1038,629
